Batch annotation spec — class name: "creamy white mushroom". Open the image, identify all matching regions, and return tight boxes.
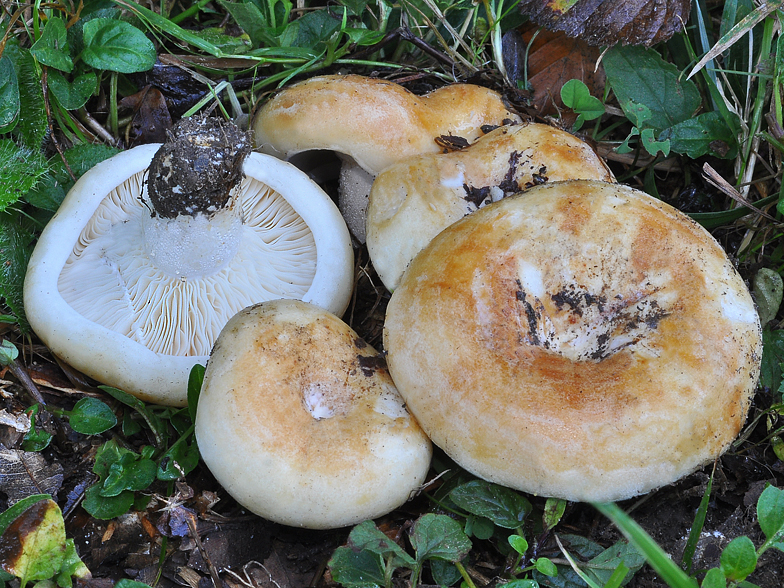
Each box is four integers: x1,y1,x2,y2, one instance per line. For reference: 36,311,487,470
385,180,762,502
196,299,432,529
24,144,353,405
253,74,522,242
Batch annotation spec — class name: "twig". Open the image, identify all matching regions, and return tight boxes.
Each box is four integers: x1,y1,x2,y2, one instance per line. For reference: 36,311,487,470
6,358,47,407
78,109,119,146
185,510,224,588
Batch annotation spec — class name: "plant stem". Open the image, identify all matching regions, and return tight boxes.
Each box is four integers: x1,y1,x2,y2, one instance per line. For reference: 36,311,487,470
455,561,477,588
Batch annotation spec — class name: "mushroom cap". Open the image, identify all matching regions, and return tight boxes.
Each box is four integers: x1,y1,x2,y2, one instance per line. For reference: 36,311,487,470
24,144,353,406
253,74,522,174
384,180,762,503
195,299,433,529
367,123,615,290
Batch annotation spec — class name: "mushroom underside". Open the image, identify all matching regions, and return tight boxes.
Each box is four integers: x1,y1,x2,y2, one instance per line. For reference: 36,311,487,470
58,172,317,356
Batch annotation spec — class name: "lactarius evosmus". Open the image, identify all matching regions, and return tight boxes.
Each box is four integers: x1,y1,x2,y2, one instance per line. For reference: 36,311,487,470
366,122,614,290
24,117,353,406
195,299,432,529
253,74,522,241
384,179,762,502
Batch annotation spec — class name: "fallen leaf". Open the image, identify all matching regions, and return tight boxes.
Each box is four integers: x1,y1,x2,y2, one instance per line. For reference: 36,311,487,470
0,498,66,588
504,24,606,117
518,0,691,47
119,85,173,147
0,449,64,505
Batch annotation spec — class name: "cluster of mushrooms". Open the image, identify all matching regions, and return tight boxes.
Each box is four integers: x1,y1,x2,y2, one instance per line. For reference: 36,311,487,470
24,75,763,530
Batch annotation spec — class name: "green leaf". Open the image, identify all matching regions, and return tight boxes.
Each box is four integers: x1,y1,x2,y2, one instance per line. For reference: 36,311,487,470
449,480,532,529
56,539,91,588
757,485,784,542
48,70,97,111
410,514,472,563
219,1,275,47
328,546,385,588
345,520,415,569
187,364,205,423
0,340,18,366
0,56,20,133
14,49,48,151
69,397,117,435
543,498,567,532
753,269,783,328
464,515,495,540
430,559,462,587
26,143,120,212
660,111,739,159
760,329,784,393
701,568,726,588
99,452,156,496
0,495,51,535
682,472,713,574
584,541,645,587
561,79,604,130
0,140,49,211
0,211,35,332
22,426,53,452
82,484,135,520
114,581,153,588
640,128,670,157
502,581,538,588
604,45,701,132
157,429,199,481
720,536,757,581
188,28,252,54
81,18,156,73
30,18,73,72
292,9,342,49
535,557,558,577
508,534,528,555
0,499,66,588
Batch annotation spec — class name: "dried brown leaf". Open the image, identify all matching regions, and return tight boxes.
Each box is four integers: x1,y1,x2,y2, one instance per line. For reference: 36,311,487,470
0,449,63,505
518,0,691,46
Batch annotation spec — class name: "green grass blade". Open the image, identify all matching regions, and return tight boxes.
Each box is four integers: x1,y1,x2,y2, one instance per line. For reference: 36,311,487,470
681,471,714,573
592,503,698,588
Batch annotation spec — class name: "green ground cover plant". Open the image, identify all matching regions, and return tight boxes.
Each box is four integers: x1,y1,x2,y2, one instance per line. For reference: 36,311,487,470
1,0,783,587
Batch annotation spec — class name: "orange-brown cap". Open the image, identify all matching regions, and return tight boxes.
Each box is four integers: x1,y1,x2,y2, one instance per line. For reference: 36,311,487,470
196,299,432,528
384,180,762,502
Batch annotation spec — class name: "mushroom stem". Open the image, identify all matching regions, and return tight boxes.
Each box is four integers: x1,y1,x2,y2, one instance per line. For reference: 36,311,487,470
141,116,251,278
147,116,251,218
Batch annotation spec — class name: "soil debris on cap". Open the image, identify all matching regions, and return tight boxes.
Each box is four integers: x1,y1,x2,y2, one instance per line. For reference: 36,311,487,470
147,116,251,218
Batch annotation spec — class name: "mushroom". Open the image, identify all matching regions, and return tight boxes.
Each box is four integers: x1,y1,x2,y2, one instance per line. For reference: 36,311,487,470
24,118,353,406
366,123,615,291
195,299,432,529
384,179,762,503
253,74,522,241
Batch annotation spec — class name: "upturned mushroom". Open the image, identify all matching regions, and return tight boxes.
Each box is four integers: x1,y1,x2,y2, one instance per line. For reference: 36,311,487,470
195,299,432,529
253,74,522,241
384,179,762,503
24,117,353,406
366,122,615,290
